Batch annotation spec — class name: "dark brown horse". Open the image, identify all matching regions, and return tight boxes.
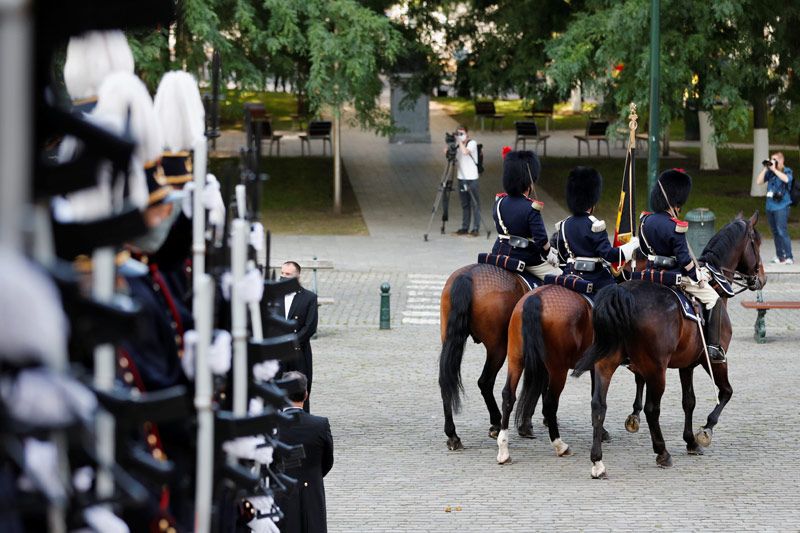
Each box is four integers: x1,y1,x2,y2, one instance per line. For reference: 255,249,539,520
496,284,597,463
439,263,530,450
574,212,765,478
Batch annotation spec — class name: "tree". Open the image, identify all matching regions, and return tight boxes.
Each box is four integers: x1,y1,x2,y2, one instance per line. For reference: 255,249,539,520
263,0,402,213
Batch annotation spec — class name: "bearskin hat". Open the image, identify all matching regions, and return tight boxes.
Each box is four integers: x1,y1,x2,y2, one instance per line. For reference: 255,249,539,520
650,168,692,212
566,166,602,214
503,150,541,196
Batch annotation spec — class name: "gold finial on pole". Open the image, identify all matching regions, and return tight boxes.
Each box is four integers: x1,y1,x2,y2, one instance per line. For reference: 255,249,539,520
628,102,638,149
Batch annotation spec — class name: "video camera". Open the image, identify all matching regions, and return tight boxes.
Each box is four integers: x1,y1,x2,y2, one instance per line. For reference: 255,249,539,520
445,132,459,162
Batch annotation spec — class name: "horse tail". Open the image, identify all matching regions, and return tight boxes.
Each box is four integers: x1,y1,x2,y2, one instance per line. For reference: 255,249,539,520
516,293,548,427
572,284,635,377
439,270,474,414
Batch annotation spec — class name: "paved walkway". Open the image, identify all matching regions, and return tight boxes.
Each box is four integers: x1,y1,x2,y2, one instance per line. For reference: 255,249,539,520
215,102,800,530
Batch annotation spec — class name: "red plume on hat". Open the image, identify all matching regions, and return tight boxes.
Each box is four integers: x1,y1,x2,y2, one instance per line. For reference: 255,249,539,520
502,146,513,159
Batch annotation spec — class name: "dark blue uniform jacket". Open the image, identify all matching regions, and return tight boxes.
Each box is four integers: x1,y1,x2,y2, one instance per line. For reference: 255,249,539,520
639,211,696,280
557,213,621,291
490,194,548,266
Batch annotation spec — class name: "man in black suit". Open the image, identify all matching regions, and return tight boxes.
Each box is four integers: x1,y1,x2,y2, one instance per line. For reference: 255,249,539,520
280,261,318,412
277,371,334,533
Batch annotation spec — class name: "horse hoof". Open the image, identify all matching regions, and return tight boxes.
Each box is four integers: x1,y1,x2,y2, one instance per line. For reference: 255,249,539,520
687,444,704,456
488,426,500,439
625,414,640,433
695,428,713,448
517,426,535,439
497,452,511,464
601,429,611,442
656,452,673,468
591,461,607,479
551,438,571,457
447,437,464,451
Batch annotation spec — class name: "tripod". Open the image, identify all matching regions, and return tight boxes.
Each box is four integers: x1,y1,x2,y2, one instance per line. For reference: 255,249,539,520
423,155,493,241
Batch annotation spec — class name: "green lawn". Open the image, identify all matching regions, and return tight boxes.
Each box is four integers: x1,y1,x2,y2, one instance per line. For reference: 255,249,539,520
208,156,368,235
436,96,800,146
433,97,590,131
212,90,302,131
538,147,800,239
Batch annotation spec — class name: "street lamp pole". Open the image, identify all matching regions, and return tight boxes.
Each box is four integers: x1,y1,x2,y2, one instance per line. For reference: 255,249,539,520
647,0,661,204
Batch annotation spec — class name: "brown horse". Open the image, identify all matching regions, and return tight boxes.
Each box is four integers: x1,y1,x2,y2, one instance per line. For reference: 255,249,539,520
574,212,765,478
439,263,530,450
496,284,597,464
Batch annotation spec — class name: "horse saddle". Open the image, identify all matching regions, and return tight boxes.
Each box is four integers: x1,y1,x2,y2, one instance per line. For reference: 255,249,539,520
544,273,594,295
667,287,702,324
477,253,541,291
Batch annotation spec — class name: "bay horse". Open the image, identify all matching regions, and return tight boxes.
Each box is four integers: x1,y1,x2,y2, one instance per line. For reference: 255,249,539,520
496,283,598,464
573,212,765,478
439,263,530,450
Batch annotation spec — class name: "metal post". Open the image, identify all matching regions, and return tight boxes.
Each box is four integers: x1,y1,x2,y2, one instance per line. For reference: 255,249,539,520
0,0,31,251
647,0,661,205
312,255,319,296
192,138,208,294
193,274,215,533
92,248,116,500
380,283,391,330
231,219,248,416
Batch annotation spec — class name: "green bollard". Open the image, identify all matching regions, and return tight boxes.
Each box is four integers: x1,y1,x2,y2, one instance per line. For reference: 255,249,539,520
380,282,391,330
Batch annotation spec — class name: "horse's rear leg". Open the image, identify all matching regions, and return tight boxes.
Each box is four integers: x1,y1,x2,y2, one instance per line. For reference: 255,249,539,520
543,371,571,456
478,348,505,439
590,370,612,442
679,367,702,455
497,364,523,464
695,361,734,448
590,356,620,479
625,371,645,433
442,398,463,451
643,371,672,468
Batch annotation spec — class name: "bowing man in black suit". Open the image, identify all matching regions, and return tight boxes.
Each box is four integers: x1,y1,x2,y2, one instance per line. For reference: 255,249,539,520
277,371,334,533
280,261,318,412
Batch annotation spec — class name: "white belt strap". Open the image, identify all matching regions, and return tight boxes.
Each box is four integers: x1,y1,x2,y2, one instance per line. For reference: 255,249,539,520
495,197,509,236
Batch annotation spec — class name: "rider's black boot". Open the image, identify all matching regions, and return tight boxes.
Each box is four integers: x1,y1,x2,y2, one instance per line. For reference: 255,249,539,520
704,302,726,363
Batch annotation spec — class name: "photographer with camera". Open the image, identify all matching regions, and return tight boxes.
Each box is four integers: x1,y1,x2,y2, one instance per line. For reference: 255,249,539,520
757,152,794,264
449,125,481,236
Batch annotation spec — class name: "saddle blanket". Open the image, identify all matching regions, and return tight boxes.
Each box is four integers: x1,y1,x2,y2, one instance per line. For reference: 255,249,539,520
667,287,702,324
516,272,541,291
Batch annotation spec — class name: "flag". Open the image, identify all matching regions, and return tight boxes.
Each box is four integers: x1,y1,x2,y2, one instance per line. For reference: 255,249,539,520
613,144,636,247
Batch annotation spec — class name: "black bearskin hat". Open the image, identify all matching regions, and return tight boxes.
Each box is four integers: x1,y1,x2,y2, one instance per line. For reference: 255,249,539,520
503,150,541,196
650,168,692,212
566,166,602,214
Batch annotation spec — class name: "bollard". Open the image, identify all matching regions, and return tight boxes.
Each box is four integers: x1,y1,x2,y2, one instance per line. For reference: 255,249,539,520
380,282,391,330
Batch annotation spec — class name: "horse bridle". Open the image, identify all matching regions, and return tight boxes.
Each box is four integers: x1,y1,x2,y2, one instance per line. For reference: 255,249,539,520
720,221,762,294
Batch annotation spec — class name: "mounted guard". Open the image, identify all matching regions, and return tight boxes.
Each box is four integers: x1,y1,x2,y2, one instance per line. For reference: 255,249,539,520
486,150,559,289
554,167,639,296
639,169,725,362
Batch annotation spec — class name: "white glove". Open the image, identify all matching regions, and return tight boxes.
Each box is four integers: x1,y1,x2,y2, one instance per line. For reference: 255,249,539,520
546,247,560,267
203,174,226,231
619,237,640,261
695,267,710,284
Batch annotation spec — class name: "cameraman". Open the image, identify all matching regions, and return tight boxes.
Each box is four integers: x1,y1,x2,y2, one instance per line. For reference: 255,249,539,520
453,125,480,236
757,152,794,264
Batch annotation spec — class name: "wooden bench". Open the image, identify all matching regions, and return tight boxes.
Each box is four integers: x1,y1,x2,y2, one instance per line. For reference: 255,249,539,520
574,119,610,157
474,101,505,131
514,121,550,156
741,294,800,343
299,121,333,156
243,103,283,155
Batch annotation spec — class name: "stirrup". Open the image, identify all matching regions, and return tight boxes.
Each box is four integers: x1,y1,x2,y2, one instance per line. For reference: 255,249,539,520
707,345,726,364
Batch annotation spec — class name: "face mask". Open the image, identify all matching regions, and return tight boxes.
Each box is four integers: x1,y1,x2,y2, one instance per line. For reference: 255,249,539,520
457,133,466,140
130,205,180,254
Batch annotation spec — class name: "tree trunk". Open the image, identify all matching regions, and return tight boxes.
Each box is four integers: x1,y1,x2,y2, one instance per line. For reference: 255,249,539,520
751,94,769,196
570,83,582,112
698,110,719,170
333,106,342,215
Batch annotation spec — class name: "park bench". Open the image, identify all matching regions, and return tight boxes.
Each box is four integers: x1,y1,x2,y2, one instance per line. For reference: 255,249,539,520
524,102,554,132
574,119,610,157
474,101,505,131
299,121,333,156
514,121,550,156
243,102,283,155
741,294,800,343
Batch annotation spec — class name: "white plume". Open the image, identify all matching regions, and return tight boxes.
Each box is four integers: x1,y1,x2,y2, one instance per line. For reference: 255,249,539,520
63,30,134,101
154,71,206,152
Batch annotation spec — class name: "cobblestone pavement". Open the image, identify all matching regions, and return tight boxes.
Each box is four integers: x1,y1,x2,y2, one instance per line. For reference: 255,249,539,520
307,269,800,532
